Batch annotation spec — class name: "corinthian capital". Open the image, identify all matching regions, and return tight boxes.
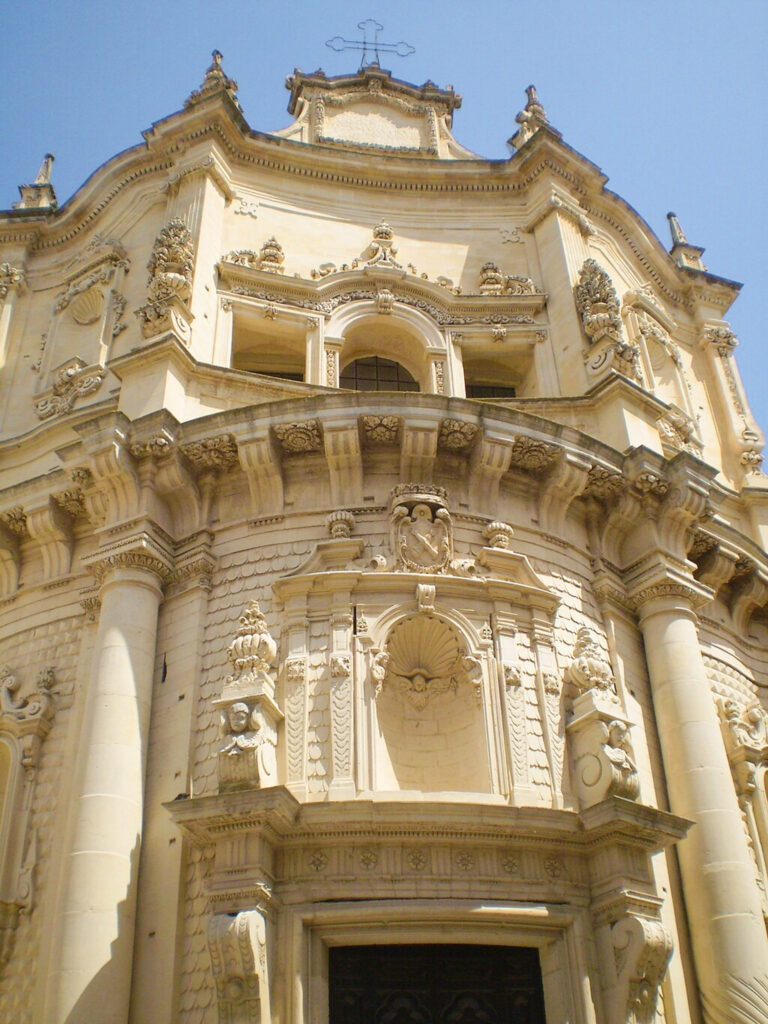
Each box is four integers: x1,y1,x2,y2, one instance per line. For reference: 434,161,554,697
83,529,173,586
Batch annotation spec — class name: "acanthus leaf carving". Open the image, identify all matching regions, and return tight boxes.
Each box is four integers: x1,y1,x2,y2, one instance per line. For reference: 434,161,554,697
438,418,477,451
180,434,239,473
207,909,266,1024
361,414,399,445
611,915,672,1024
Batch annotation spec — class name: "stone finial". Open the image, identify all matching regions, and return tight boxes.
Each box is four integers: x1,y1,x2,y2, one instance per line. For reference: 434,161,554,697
185,49,241,110
508,84,549,150
34,153,54,185
258,237,285,274
13,153,57,211
326,510,355,538
666,211,706,271
483,521,514,549
667,211,687,247
135,219,195,341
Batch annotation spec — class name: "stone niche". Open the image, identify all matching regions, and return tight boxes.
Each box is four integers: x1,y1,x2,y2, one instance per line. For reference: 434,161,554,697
373,610,490,794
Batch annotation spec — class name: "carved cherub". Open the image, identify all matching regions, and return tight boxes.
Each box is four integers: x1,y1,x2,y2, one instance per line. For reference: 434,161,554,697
219,701,261,756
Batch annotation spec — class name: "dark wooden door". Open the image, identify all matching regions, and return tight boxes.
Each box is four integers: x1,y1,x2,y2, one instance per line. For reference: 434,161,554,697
329,943,547,1023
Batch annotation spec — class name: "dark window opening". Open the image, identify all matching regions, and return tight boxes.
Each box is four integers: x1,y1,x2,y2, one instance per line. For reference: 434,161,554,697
329,943,546,1023
340,356,419,392
465,383,517,399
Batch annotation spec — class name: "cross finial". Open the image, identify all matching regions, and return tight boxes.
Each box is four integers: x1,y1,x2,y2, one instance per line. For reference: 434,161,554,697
326,20,415,69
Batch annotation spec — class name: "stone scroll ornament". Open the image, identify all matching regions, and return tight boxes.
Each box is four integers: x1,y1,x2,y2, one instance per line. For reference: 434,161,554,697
0,665,57,969
214,601,282,790
135,218,194,342
565,627,640,809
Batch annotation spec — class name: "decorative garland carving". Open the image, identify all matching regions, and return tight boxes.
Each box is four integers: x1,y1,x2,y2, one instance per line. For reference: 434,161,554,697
0,664,57,968
0,264,24,301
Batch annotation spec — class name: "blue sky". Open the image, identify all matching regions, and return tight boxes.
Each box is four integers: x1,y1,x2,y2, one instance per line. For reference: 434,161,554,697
1,0,766,435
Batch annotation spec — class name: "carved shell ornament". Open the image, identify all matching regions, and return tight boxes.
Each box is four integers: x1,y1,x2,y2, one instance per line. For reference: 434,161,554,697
375,614,478,709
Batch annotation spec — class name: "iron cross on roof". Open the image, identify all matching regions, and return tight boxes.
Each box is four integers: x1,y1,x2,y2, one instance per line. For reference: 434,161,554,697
326,19,416,69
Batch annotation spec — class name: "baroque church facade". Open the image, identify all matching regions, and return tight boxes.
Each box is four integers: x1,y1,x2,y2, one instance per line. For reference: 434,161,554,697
0,50,767,1023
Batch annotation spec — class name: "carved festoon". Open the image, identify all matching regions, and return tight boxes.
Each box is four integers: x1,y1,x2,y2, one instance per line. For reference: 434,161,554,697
215,602,281,790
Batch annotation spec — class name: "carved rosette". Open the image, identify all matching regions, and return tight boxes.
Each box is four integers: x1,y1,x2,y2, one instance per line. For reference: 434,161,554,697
390,484,453,574
215,601,282,791
135,218,194,341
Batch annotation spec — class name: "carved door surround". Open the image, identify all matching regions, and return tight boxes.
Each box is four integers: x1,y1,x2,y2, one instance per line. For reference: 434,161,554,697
169,786,689,1024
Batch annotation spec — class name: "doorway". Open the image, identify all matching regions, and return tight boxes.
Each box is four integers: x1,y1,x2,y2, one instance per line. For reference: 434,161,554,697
329,943,546,1023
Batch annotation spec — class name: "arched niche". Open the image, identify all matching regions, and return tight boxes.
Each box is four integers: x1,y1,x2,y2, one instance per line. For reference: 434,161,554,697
329,303,446,394
372,612,491,794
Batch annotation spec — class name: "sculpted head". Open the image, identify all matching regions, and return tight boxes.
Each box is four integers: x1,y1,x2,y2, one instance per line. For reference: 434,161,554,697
228,701,251,734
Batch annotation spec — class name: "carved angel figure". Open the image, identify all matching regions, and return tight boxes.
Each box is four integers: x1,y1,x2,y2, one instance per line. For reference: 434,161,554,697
603,720,639,799
394,503,452,573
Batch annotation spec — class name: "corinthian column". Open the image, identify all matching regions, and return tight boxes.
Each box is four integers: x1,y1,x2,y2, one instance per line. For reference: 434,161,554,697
632,580,768,1020
48,533,170,1024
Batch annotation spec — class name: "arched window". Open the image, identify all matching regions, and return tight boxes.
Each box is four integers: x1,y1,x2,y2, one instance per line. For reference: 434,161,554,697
339,356,419,392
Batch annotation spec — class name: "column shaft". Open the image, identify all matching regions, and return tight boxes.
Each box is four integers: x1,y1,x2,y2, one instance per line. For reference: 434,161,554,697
638,596,768,994
49,566,162,1023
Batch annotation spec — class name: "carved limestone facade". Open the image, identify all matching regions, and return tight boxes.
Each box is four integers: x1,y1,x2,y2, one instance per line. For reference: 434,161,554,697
0,50,766,1024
